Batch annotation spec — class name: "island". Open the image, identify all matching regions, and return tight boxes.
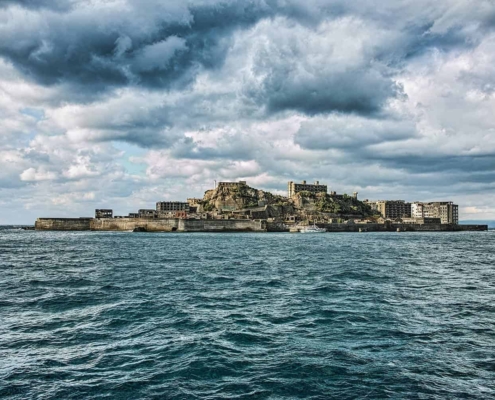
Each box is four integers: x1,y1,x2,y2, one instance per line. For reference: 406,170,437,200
35,180,488,232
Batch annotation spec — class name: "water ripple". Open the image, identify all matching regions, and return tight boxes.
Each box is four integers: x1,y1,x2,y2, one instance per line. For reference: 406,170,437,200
1,230,494,398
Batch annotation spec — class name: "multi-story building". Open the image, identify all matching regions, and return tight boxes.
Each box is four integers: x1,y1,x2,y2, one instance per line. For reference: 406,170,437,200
411,202,424,218
363,200,379,212
288,180,328,197
138,209,157,218
95,209,113,218
372,200,412,219
411,202,458,224
217,181,247,188
156,201,190,213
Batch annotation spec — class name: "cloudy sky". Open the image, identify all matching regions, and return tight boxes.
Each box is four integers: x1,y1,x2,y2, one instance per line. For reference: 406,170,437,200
0,0,494,224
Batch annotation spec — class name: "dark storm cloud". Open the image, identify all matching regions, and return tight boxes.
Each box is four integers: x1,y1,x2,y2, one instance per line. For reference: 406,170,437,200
0,0,485,108
0,0,75,11
260,68,401,116
0,0,277,94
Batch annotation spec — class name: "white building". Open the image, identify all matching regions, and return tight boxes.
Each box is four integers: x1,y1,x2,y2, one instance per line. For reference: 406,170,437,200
410,202,458,224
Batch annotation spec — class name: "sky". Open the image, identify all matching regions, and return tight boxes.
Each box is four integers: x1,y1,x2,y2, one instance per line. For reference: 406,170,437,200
0,0,494,224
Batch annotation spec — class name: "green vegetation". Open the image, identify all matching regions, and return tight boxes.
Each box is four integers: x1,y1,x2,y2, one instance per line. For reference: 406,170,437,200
202,202,214,212
200,182,379,219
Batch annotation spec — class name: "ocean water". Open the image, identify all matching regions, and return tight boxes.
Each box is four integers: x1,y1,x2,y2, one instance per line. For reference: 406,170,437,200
1,230,494,399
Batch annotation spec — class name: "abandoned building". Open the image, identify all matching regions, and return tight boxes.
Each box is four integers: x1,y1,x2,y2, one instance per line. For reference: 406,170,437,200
156,201,190,212
138,209,157,218
288,180,328,197
95,209,113,218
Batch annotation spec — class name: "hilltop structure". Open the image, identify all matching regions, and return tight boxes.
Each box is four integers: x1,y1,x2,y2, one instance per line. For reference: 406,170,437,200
288,180,328,197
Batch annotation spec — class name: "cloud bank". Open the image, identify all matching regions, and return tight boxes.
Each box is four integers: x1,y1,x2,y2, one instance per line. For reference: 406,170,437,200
0,0,494,223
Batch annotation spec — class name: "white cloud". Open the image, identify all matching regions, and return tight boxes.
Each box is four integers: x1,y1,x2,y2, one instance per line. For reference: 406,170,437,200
20,167,57,182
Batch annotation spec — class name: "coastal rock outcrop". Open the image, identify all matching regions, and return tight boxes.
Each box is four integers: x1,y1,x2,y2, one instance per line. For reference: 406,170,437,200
198,183,377,219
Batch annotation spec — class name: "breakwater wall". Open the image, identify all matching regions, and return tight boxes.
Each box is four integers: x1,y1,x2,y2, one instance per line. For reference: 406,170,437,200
91,218,179,232
35,218,92,231
324,223,489,232
35,218,266,232
279,223,488,232
179,219,265,232
34,218,487,233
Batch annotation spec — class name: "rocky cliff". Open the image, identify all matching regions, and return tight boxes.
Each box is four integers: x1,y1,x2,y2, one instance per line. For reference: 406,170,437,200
292,191,376,216
199,184,377,219
200,184,288,211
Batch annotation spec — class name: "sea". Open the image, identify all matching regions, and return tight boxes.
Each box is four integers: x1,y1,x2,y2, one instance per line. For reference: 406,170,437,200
1,229,494,399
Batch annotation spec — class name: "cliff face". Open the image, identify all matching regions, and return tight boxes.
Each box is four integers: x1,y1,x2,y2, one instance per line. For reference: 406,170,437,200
292,192,376,217
201,184,288,211
199,184,377,218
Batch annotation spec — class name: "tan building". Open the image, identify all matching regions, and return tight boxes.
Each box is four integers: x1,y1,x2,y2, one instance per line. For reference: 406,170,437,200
288,180,328,197
370,200,412,219
364,200,379,212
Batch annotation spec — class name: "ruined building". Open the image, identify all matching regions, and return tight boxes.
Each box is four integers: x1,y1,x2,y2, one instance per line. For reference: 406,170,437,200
217,181,247,188
411,202,459,224
288,180,328,197
156,201,190,213
367,200,412,219
95,209,113,218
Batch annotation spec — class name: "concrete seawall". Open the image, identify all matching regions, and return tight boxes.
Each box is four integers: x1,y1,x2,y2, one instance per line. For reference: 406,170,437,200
35,218,487,232
179,219,266,232
35,218,266,232
91,218,180,232
35,218,92,231
286,223,488,232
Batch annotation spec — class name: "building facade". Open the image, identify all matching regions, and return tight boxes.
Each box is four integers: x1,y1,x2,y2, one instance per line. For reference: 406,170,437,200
411,203,424,218
411,202,459,224
156,201,190,212
374,200,412,219
288,180,328,197
138,209,157,218
217,181,247,188
95,209,113,218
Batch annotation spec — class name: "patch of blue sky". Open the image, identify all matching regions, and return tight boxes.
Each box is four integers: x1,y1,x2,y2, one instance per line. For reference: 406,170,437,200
20,108,45,120
113,142,147,175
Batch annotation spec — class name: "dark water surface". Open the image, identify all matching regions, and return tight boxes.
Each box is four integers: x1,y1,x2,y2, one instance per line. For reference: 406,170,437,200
1,230,494,399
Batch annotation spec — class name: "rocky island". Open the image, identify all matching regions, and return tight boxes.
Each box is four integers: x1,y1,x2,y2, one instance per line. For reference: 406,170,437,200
35,180,488,232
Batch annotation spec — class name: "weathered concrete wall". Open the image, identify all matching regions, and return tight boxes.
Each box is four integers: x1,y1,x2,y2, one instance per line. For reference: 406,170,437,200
91,218,179,232
391,223,488,232
179,219,265,232
34,218,487,232
322,223,488,232
286,223,489,232
451,224,488,231
35,218,92,231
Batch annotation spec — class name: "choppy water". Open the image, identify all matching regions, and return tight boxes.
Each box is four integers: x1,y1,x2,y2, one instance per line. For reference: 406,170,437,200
1,230,494,399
